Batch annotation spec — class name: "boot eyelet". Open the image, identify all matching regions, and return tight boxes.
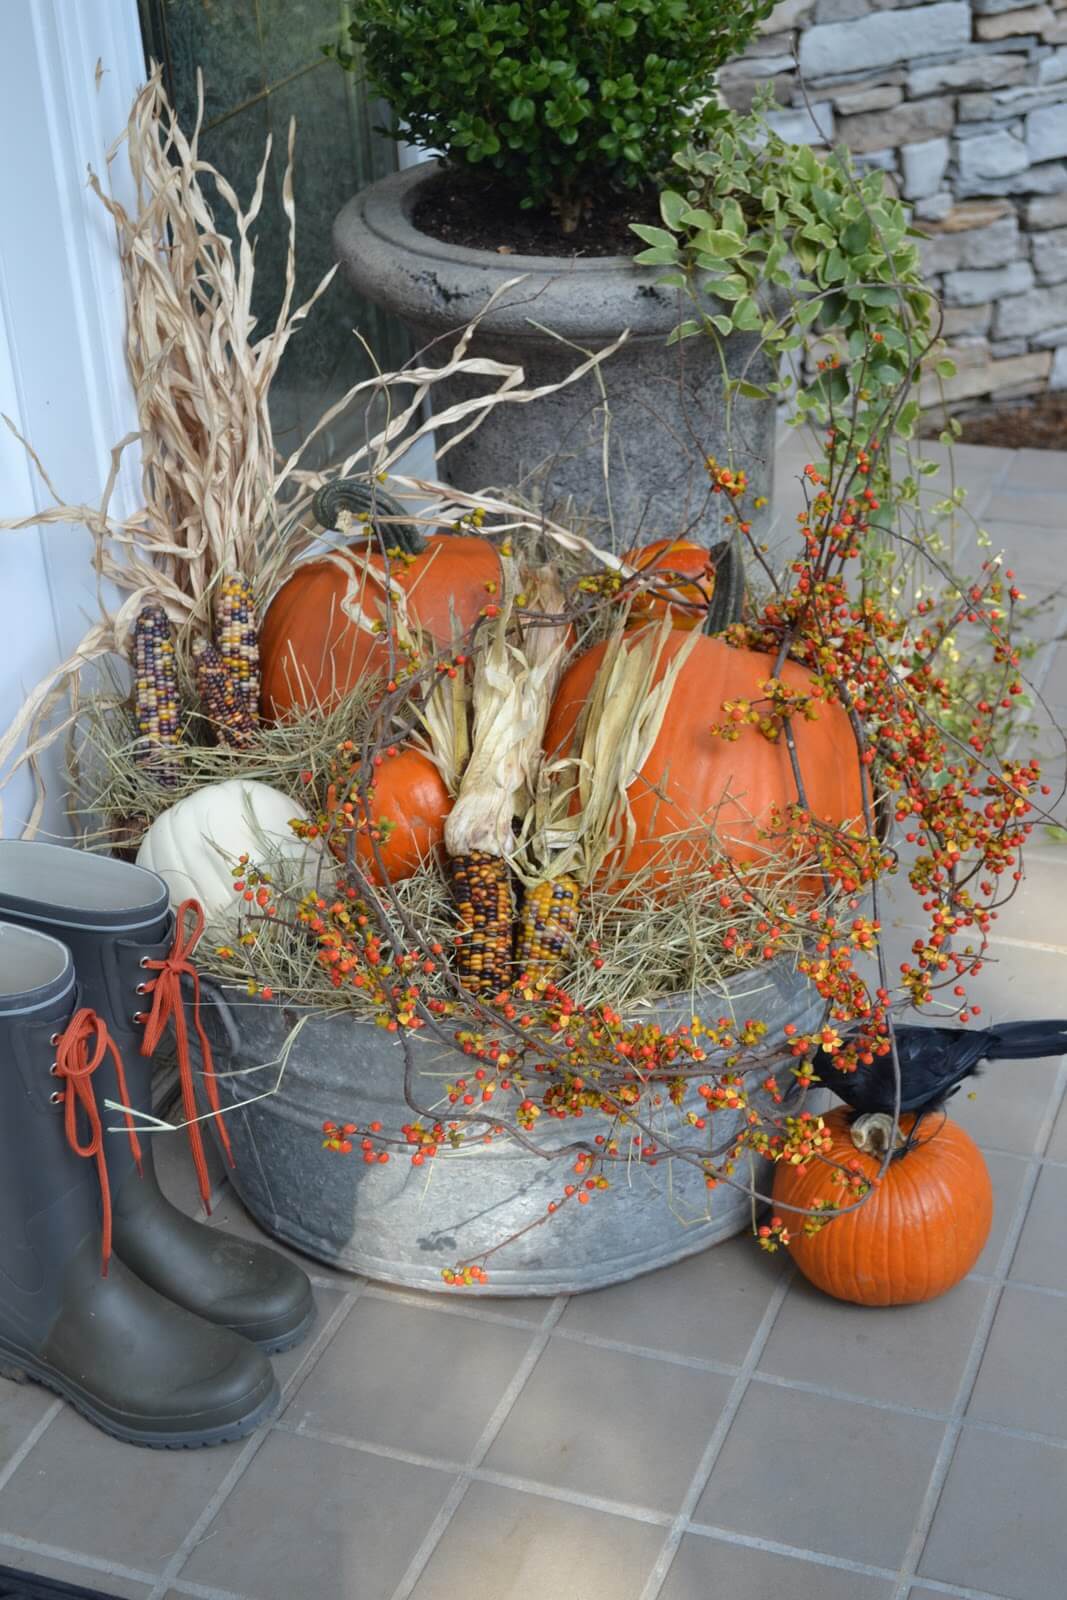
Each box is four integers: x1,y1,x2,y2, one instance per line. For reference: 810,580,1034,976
139,957,150,969
135,982,147,995
49,1062,58,1075
49,1090,63,1105
49,1032,60,1046
133,1011,145,1024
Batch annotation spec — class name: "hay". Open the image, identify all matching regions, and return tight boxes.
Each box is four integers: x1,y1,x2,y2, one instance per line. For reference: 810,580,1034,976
189,838,824,1019
70,678,378,848
204,863,458,1017
566,849,822,1012
73,673,830,1016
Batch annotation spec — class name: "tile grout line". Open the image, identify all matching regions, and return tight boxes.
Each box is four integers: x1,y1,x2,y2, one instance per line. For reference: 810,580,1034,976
277,1417,676,1529
25,1147,1050,1599
0,1530,160,1592
889,1054,1067,1600
195,1185,1067,1398
685,1523,1020,1600
268,1270,1067,1487
0,1399,61,1498
326,1218,1067,1332
462,1464,670,1527
745,1368,959,1424
167,1576,252,1600
143,1285,366,1600
0,1515,1011,1600
544,1321,743,1377
359,1281,555,1331
970,1142,1067,1167
268,1350,1067,1502
899,1579,1022,1600
685,1520,903,1584
968,1271,1067,1300
636,1268,796,1600
386,1294,569,1600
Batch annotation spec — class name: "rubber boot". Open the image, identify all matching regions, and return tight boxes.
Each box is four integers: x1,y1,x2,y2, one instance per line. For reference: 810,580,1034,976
0,920,278,1447
0,842,313,1353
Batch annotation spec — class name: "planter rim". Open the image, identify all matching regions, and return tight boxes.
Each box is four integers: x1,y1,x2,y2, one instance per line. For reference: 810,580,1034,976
333,160,692,342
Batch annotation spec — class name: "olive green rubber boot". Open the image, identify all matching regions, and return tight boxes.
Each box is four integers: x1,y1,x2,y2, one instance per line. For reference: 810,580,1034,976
0,920,278,1447
0,842,314,1353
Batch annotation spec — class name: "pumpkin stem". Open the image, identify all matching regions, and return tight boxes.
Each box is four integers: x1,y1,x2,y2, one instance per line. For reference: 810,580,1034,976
702,534,746,636
850,1111,903,1156
312,476,426,556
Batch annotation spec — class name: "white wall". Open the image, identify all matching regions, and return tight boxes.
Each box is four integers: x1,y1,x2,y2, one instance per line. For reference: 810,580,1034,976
0,0,144,838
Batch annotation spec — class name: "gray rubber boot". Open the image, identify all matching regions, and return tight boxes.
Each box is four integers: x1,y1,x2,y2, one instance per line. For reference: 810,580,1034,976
0,921,279,1447
0,843,314,1353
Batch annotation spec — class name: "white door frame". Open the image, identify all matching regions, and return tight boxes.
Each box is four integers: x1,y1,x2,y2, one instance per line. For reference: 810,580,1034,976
0,0,145,838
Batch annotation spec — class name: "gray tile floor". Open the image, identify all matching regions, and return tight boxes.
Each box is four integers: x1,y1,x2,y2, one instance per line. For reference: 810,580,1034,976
1,438,1065,1600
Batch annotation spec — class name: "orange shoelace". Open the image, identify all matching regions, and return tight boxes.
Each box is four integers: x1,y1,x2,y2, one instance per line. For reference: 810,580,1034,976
138,898,234,1213
55,1009,143,1276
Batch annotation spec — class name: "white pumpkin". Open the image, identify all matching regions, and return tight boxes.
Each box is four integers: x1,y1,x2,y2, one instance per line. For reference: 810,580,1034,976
136,778,327,923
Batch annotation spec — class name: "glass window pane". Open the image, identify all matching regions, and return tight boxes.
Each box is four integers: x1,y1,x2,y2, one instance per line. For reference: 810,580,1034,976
137,0,408,471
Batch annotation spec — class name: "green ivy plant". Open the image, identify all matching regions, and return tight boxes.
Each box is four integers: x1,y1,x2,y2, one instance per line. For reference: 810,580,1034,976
633,94,990,679
331,0,776,232
633,96,953,450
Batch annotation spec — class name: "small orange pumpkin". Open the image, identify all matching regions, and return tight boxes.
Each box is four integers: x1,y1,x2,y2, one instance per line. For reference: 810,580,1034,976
772,1107,993,1305
259,535,500,721
331,747,451,886
622,538,716,630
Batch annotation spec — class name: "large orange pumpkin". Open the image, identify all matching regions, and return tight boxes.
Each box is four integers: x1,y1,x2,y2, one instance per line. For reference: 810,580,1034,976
332,747,451,886
259,535,500,720
623,538,716,630
542,631,865,890
772,1107,992,1305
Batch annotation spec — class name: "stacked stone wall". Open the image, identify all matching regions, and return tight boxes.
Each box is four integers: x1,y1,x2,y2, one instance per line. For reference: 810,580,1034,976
728,0,1067,405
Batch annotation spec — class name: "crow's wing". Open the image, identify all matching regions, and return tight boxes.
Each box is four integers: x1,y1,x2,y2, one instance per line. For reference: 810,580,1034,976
816,1021,1067,1116
815,1026,987,1114
984,1020,1067,1060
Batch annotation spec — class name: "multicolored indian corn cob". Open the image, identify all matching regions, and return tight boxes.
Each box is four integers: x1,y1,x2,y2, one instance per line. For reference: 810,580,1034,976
132,604,181,784
215,575,260,724
193,639,255,749
515,874,581,980
445,850,515,996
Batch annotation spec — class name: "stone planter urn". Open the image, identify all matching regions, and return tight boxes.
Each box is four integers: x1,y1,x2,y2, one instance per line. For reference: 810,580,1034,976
333,162,776,552
200,959,825,1296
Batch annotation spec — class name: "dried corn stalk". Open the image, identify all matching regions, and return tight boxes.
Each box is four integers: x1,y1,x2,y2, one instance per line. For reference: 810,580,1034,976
0,64,627,835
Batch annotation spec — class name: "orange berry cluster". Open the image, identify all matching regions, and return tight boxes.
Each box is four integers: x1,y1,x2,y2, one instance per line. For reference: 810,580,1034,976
209,428,1043,1286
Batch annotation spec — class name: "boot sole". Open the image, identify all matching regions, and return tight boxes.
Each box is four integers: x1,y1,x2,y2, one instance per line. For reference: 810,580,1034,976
233,1298,316,1356
0,1340,279,1450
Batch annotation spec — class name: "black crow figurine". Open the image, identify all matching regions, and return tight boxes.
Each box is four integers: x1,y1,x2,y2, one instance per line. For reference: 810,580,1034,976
811,1020,1067,1154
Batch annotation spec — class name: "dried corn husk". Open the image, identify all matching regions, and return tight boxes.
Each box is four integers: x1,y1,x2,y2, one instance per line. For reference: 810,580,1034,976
520,615,701,889
443,565,569,860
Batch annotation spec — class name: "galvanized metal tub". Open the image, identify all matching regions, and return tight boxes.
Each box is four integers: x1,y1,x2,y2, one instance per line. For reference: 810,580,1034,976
199,959,826,1295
